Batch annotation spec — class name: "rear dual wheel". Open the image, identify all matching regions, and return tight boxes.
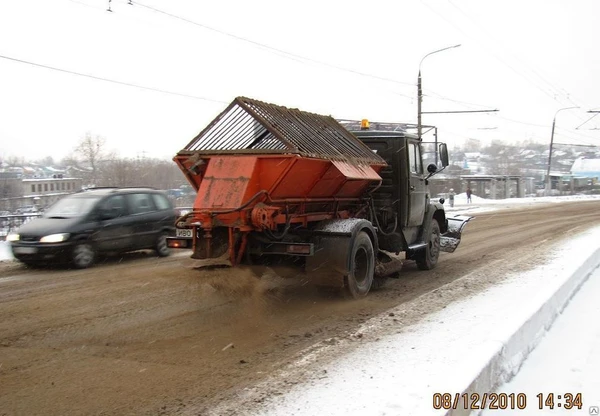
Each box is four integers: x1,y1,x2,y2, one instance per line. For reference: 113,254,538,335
344,231,375,299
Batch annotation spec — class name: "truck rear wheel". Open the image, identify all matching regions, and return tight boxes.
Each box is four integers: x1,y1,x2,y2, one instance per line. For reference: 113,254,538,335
416,219,440,270
344,231,374,299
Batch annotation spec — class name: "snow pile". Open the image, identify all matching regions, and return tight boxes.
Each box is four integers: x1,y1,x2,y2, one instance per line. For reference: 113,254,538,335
0,241,14,262
446,194,600,214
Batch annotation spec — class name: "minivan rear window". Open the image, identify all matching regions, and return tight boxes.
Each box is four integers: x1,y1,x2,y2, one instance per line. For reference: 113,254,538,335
152,194,171,210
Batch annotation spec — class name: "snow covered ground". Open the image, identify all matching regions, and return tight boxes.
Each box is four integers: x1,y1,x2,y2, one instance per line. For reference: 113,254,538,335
481,267,600,415
447,193,600,215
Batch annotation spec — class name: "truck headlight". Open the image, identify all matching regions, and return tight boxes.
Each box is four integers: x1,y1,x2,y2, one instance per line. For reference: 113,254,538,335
6,233,20,242
40,233,70,243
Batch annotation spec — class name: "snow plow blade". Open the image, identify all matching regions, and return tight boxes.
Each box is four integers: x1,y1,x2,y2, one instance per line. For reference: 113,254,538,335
440,215,472,253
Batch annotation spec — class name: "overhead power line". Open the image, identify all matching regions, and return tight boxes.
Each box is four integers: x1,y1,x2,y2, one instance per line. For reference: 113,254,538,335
419,0,586,112
124,0,416,90
0,53,226,103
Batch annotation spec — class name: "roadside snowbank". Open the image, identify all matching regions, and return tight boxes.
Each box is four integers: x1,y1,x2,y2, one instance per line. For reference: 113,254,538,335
481,266,600,415
0,241,13,262
447,194,600,215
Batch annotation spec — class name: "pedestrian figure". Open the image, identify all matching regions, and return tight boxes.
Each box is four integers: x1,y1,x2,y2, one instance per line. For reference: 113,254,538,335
448,188,455,208
466,187,472,203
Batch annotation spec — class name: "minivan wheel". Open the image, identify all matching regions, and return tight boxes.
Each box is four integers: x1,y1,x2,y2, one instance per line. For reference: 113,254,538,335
156,233,170,257
72,242,95,269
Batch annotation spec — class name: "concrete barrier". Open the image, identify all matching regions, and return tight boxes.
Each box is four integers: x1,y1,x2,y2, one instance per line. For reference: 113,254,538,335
448,246,600,416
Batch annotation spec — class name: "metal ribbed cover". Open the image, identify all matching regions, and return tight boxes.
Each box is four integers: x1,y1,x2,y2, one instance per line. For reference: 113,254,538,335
182,97,386,165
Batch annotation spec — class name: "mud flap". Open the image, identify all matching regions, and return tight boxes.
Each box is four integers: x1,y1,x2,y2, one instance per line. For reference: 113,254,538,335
191,250,232,269
375,250,403,278
305,235,350,288
440,215,472,253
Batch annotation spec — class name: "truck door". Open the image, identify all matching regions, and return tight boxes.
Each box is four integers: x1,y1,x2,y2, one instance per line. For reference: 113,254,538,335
407,140,427,227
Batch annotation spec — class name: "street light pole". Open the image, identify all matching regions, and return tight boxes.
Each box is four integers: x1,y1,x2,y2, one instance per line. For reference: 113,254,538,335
545,106,579,194
417,44,461,140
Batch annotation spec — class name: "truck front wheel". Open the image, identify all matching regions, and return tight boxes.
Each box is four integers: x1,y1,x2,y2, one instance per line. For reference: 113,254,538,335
416,219,440,270
344,231,374,299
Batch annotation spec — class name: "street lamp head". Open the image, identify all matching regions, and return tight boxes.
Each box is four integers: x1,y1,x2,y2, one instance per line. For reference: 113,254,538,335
554,106,579,120
419,44,461,70
417,44,462,140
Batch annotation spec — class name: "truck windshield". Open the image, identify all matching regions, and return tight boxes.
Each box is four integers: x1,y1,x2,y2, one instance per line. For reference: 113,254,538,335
43,196,100,218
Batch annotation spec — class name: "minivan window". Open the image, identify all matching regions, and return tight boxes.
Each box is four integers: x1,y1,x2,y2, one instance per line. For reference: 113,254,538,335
44,195,100,218
127,193,155,214
100,195,127,218
152,194,171,210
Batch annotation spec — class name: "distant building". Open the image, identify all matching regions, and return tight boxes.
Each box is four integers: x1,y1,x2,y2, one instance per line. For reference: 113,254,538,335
0,176,83,212
22,177,83,208
570,157,600,181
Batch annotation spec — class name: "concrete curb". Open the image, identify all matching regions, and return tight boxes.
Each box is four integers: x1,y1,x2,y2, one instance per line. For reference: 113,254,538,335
447,246,600,416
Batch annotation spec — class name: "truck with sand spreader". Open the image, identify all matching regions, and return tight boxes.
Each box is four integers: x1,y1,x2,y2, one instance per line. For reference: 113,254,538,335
168,97,470,298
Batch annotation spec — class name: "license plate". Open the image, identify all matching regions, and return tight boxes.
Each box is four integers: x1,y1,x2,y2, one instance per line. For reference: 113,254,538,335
176,229,193,238
13,246,38,254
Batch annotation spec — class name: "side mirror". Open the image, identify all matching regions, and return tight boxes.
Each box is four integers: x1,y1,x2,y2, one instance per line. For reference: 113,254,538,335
438,143,449,167
426,163,438,174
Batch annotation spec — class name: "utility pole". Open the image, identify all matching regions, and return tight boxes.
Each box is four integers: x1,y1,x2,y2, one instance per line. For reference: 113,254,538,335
545,106,579,195
417,45,461,140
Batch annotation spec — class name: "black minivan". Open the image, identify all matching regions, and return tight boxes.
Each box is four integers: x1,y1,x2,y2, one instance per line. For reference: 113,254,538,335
7,187,176,268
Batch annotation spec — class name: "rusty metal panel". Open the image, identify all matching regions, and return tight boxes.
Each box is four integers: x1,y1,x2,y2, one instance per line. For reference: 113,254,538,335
181,97,386,166
196,156,257,209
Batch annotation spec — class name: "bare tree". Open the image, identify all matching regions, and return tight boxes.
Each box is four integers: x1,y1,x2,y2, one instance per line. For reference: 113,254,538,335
74,132,114,186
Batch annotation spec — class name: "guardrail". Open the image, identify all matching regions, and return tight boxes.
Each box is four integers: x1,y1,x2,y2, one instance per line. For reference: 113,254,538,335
0,213,42,240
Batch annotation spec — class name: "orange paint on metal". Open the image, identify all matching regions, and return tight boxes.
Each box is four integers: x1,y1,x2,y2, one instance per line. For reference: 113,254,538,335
196,156,257,210
269,158,331,199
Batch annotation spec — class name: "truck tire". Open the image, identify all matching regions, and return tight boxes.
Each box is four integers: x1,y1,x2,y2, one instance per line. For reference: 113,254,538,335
344,231,374,299
416,219,440,270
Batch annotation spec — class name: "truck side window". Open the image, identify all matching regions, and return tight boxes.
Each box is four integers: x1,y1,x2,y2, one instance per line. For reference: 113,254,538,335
408,143,423,175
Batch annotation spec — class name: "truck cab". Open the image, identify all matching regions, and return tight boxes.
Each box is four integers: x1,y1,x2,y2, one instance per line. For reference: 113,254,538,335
350,128,453,264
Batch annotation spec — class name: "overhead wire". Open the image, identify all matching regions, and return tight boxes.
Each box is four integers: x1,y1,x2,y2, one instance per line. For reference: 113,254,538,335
445,0,595,128
423,90,497,111
446,1,586,106
575,112,600,130
0,53,227,103
122,0,417,91
419,0,582,110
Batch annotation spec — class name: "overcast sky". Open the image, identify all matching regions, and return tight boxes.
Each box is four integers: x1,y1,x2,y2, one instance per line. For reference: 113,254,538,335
1,0,599,162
